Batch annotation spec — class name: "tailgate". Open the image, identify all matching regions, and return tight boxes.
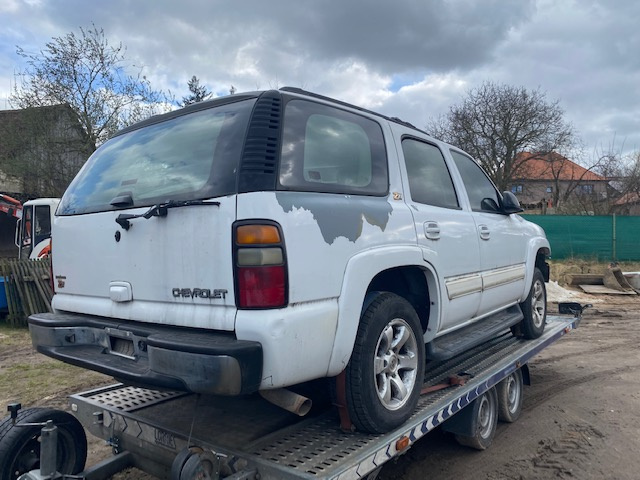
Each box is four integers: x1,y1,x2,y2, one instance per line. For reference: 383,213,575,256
51,197,237,331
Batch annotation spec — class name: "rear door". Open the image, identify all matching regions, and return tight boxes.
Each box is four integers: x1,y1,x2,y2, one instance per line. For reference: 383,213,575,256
399,136,482,333
52,98,256,331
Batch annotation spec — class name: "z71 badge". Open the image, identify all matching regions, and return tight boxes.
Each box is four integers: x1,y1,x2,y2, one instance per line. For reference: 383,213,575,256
172,288,228,299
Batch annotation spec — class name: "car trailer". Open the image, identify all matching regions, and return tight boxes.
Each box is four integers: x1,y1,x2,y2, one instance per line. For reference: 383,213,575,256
1,305,586,480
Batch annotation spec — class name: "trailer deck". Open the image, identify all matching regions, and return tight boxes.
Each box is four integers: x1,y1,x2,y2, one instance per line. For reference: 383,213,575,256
65,315,578,480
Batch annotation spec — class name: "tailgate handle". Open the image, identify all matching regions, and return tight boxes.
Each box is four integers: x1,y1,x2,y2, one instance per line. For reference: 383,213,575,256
110,281,133,302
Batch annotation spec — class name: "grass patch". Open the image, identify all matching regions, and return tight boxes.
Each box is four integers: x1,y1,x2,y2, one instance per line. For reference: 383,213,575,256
0,323,110,409
0,360,107,407
0,322,31,347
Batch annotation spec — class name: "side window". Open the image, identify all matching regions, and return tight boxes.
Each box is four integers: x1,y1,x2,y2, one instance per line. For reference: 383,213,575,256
450,150,501,213
279,100,388,195
401,139,459,209
34,206,51,245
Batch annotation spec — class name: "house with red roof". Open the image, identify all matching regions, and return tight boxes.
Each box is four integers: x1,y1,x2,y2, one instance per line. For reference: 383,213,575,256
613,192,640,215
508,152,609,212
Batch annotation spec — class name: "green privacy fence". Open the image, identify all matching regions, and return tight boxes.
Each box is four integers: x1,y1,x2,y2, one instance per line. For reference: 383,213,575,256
521,215,640,261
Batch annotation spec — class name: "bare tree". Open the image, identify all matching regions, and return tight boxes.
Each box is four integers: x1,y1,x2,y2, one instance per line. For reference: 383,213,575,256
11,24,171,155
602,149,640,215
428,82,575,191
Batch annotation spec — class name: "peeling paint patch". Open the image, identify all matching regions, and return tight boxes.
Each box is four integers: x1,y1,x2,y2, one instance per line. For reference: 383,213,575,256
276,192,392,244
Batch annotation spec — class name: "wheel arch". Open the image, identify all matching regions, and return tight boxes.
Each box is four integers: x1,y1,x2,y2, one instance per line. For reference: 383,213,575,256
326,246,438,376
520,238,551,301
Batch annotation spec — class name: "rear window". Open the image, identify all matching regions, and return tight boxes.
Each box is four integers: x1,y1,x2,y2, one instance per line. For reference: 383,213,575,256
279,100,388,195
58,99,255,215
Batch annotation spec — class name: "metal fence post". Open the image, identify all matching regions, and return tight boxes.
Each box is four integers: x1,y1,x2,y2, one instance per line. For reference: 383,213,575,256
612,213,617,261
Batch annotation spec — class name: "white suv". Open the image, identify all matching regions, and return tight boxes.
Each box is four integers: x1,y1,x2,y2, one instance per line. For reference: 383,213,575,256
30,88,550,433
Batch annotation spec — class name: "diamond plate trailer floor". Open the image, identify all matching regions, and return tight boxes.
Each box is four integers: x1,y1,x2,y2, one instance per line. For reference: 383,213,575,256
65,315,577,480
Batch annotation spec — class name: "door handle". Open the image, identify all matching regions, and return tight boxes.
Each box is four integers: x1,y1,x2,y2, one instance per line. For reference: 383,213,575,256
424,221,440,240
478,224,490,240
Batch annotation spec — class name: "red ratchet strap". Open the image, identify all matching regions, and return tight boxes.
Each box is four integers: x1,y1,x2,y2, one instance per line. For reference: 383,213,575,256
334,370,355,432
420,373,472,395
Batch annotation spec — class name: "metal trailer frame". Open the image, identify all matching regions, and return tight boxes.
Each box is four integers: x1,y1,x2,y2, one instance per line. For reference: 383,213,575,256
41,314,579,480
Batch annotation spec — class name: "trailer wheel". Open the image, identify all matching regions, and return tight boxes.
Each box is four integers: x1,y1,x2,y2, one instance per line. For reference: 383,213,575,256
454,387,498,450
346,292,425,434
171,446,220,480
516,268,547,339
497,369,524,423
0,408,87,480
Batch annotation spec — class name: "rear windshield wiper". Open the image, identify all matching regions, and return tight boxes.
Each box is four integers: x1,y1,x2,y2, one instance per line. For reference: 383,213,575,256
115,199,221,231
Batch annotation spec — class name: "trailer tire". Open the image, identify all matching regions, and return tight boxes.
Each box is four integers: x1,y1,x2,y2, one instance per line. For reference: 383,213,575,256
0,408,87,480
516,268,547,339
345,292,425,434
454,388,498,450
497,369,524,423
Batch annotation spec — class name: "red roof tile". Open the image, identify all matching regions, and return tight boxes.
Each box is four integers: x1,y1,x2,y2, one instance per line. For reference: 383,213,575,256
514,152,607,182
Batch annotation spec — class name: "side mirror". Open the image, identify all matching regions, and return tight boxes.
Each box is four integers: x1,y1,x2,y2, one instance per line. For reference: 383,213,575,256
501,191,524,214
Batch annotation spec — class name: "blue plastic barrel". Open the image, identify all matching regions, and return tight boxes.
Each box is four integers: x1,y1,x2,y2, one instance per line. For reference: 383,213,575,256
0,277,8,310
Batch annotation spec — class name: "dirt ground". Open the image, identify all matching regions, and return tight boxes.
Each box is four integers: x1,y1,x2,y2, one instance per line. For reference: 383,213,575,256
2,287,639,479
381,293,640,480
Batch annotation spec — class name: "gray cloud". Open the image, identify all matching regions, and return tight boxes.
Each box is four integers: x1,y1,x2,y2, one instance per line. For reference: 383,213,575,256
0,0,638,157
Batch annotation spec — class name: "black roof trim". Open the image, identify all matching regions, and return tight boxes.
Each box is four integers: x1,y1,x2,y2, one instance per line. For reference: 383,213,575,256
280,86,430,136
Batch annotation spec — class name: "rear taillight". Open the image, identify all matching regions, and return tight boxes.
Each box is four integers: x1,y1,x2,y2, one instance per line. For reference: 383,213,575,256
234,222,287,308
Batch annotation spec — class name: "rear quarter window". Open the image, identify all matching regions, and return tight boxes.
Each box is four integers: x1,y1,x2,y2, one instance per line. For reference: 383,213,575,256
278,100,388,195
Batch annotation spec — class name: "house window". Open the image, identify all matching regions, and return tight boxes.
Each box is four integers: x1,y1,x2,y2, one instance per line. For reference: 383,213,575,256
546,186,553,193
578,184,594,194
511,185,523,194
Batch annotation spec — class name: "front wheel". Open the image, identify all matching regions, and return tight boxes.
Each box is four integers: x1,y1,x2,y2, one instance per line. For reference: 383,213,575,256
516,268,547,339
345,292,425,434
0,408,87,480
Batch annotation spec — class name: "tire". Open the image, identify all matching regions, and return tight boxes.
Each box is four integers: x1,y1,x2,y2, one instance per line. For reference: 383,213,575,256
0,408,87,480
497,369,524,423
517,268,547,339
345,292,425,434
454,387,498,450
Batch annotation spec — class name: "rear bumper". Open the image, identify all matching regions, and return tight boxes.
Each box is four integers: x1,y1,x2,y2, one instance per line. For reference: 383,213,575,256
28,312,262,395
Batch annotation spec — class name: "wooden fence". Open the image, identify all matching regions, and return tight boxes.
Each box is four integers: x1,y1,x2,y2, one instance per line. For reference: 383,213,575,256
0,258,53,326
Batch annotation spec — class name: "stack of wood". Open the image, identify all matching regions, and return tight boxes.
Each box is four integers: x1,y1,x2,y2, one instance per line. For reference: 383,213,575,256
0,258,53,326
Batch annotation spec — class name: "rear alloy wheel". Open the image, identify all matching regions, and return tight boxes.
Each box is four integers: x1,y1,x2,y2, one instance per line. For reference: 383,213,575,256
516,268,547,339
345,292,425,434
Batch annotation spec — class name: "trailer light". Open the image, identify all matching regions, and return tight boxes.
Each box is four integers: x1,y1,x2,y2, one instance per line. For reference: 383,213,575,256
396,436,410,451
236,225,280,244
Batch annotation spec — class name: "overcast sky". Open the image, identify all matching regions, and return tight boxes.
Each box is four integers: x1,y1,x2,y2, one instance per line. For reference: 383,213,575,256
1,0,638,161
